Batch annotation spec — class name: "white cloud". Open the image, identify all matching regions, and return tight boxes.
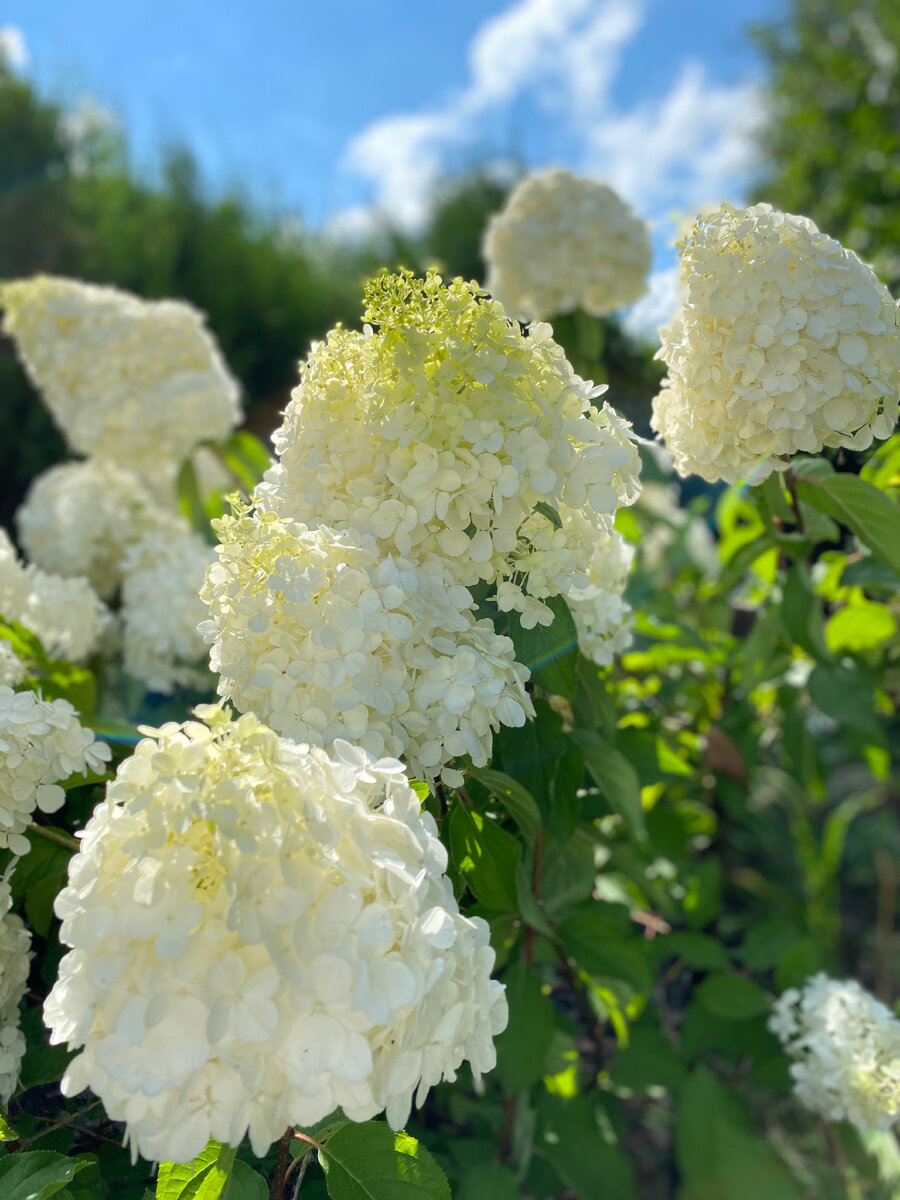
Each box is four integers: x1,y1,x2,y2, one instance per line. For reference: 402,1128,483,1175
623,266,679,340
0,26,28,71
331,0,762,246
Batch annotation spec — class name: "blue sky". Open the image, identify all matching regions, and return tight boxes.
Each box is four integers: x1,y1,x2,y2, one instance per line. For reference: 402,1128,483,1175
2,0,784,330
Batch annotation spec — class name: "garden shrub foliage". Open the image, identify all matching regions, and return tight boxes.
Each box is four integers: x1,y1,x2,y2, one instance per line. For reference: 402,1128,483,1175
0,191,898,1200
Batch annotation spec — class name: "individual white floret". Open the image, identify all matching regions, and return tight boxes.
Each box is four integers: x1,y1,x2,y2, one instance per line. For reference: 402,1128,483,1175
200,505,534,787
652,203,900,483
483,169,652,321
770,973,900,1133
0,686,111,855
17,460,187,599
120,528,214,695
1,275,241,475
258,270,641,628
44,707,508,1164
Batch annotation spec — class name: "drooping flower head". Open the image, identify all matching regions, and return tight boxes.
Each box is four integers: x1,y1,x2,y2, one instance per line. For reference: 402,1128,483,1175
0,687,111,855
482,169,652,322
44,707,508,1164
17,460,186,599
1,276,241,477
769,973,900,1132
258,269,640,629
120,528,214,695
201,504,533,786
652,203,900,483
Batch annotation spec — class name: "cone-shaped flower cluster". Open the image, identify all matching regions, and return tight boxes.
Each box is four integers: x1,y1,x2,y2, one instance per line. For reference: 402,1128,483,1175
483,169,651,322
652,203,900,483
769,974,900,1133
44,707,508,1164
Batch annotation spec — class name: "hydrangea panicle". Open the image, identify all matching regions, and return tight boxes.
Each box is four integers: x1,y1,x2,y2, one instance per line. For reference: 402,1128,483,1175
483,169,652,321
652,202,900,483
44,707,508,1164
0,880,31,1104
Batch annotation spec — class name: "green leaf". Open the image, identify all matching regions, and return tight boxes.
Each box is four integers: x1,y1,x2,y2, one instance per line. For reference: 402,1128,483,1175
558,908,652,992
677,1068,800,1199
176,458,215,543
228,1163,267,1200
573,655,616,735
0,1152,93,1200
448,802,520,911
694,973,769,1021
572,730,645,838
538,1096,634,1200
507,595,578,699
547,741,584,841
781,565,831,660
660,932,731,971
825,599,897,652
466,767,542,848
0,1110,19,1140
534,500,562,530
808,661,881,737
794,472,900,575
456,1161,520,1200
211,430,273,493
319,1123,451,1200
775,937,821,992
495,961,556,1092
157,1141,235,1200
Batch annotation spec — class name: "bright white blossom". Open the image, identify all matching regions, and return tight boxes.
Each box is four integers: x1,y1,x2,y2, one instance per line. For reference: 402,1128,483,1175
652,203,900,483
17,460,185,599
562,515,635,667
44,708,508,1164
22,568,110,664
0,881,31,1104
770,974,900,1133
201,505,533,787
258,270,641,628
0,686,110,855
483,169,652,322
0,530,29,621
120,528,214,695
1,276,241,476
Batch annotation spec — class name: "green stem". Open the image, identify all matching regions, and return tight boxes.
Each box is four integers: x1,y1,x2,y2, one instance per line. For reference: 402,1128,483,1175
28,824,79,852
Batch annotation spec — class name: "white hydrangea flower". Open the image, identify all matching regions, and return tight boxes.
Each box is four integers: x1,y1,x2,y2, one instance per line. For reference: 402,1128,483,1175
1,275,241,475
0,530,29,622
201,505,533,787
120,528,214,695
0,881,31,1104
16,460,186,599
0,642,25,689
22,568,110,664
770,973,900,1133
561,515,634,667
0,686,111,855
483,169,652,322
258,270,641,627
652,202,900,484
44,708,508,1164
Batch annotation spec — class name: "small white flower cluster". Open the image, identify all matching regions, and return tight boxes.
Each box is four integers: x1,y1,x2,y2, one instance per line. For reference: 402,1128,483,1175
0,881,31,1104
44,707,508,1164
121,528,214,696
652,202,900,483
1,275,241,481
0,686,111,855
17,460,183,600
563,515,635,667
201,506,532,786
770,973,900,1133
257,271,640,634
0,530,109,665
482,169,652,322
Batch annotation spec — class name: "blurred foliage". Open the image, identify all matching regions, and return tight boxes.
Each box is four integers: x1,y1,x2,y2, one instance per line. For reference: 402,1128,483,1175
753,0,900,288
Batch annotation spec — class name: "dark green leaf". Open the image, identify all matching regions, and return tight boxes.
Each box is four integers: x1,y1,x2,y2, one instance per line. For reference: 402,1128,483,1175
495,961,556,1092
794,472,900,575
466,767,541,847
695,973,769,1021
808,661,881,738
781,565,830,660
456,1161,520,1200
534,500,562,530
538,1096,634,1200
558,908,652,992
228,1163,267,1200
448,802,520,911
319,1123,450,1199
0,1151,92,1200
507,595,578,699
660,932,730,971
572,730,645,838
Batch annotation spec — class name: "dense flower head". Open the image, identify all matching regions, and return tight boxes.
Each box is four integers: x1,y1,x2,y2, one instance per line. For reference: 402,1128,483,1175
769,973,900,1132
0,642,25,689
652,202,900,483
121,528,214,695
0,686,111,856
44,707,508,1164
258,269,641,627
201,505,533,787
0,531,29,623
562,516,634,667
1,276,241,475
17,460,186,599
0,881,31,1104
482,169,652,321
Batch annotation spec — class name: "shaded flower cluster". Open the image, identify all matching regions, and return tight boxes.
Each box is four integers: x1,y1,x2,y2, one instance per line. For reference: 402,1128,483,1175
200,505,532,786
770,974,900,1132
0,686,111,856
0,881,31,1104
1,276,241,483
652,203,900,483
482,169,652,322
44,707,508,1164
